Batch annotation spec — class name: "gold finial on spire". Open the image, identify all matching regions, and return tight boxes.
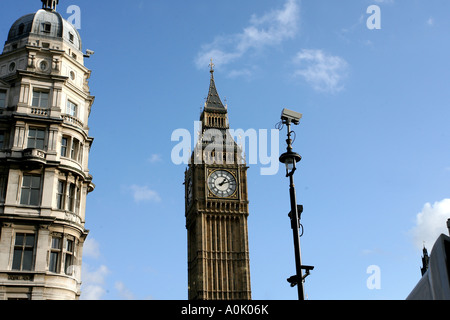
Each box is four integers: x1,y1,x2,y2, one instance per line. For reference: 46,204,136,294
209,58,215,73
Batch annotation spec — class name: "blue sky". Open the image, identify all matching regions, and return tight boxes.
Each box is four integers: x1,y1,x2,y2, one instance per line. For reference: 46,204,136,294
2,0,450,300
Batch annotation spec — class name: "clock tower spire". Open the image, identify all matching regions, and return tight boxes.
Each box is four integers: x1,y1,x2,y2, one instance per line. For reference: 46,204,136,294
185,68,251,300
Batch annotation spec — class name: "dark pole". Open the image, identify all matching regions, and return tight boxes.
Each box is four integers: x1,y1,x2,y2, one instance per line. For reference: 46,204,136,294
285,121,304,301
289,169,305,300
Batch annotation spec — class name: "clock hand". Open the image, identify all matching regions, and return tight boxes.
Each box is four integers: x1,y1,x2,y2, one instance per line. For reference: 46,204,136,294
219,178,229,187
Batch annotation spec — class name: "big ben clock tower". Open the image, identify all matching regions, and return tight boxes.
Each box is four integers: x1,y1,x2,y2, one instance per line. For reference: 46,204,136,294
185,63,251,300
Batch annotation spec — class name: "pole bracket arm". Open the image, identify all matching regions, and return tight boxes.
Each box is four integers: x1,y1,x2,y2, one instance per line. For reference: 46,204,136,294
287,265,315,287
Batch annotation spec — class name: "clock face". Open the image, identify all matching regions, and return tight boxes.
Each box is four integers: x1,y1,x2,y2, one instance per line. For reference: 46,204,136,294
208,170,237,198
187,178,193,205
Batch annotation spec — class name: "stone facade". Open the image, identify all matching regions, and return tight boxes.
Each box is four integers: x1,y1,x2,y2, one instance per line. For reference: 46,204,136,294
0,1,94,300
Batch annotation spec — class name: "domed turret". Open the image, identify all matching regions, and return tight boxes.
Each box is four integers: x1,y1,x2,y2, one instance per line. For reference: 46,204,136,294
4,2,81,54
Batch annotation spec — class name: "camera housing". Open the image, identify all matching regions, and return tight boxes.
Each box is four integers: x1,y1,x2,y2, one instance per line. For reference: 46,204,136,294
84,49,95,58
281,108,303,125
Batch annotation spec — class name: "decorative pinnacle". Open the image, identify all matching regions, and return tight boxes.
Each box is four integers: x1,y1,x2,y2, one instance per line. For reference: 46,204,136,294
42,0,59,11
209,58,215,74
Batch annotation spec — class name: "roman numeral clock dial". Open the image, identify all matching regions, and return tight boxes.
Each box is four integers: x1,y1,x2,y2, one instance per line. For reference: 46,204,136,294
207,170,237,198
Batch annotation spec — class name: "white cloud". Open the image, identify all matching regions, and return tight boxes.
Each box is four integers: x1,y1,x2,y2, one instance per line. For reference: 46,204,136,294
81,241,139,300
81,285,107,301
81,264,110,300
80,238,109,300
115,281,136,300
195,0,300,72
426,17,434,26
292,49,348,93
83,238,101,259
410,199,450,250
82,264,109,285
148,154,162,164
227,68,254,79
130,185,161,203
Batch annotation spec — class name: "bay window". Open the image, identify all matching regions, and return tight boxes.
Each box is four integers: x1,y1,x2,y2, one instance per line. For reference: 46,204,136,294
12,233,35,271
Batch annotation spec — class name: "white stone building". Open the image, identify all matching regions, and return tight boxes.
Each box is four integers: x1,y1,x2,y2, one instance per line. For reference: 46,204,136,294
0,0,95,300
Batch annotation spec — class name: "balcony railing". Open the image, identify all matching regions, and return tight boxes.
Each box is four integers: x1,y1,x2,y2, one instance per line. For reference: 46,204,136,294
22,148,47,164
62,114,84,128
64,210,82,226
23,148,47,160
30,107,49,116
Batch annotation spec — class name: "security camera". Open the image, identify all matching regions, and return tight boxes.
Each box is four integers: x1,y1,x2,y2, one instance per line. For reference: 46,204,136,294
84,49,95,58
281,108,303,125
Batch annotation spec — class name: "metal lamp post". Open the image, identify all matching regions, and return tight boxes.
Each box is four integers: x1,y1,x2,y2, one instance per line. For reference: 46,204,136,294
279,109,313,301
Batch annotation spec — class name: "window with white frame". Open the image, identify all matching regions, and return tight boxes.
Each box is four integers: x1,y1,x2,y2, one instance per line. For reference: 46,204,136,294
61,136,68,157
27,128,45,150
66,100,77,118
56,180,66,210
65,182,81,214
65,239,75,275
49,236,62,273
32,90,49,108
61,136,83,165
48,234,77,276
